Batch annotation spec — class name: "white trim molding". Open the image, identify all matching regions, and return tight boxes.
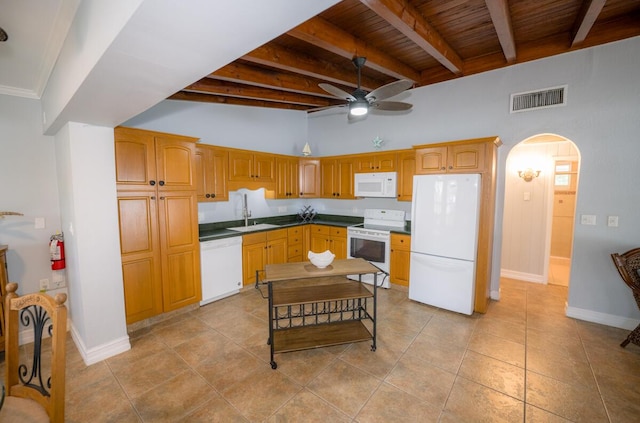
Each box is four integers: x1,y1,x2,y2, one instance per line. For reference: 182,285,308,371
70,323,131,366
566,305,640,331
500,269,546,284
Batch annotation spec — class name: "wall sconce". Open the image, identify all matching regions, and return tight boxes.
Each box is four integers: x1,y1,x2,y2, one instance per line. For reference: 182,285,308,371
518,168,541,182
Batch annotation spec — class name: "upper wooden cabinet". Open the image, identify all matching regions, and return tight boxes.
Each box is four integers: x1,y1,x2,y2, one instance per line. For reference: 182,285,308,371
320,157,355,199
276,156,299,199
228,150,275,183
396,150,415,202
354,152,396,173
195,145,228,202
115,127,198,191
299,159,321,198
415,141,485,174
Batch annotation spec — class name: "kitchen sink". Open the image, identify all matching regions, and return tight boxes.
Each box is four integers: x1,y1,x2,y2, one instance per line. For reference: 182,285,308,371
227,223,280,232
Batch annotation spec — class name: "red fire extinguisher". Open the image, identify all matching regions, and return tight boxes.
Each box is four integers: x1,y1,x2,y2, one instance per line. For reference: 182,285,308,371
50,233,65,270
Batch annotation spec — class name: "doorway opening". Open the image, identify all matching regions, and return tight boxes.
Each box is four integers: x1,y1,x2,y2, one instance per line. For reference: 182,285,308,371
500,134,581,290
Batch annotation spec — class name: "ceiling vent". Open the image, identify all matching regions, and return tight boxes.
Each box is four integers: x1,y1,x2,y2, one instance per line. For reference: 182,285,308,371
510,85,567,113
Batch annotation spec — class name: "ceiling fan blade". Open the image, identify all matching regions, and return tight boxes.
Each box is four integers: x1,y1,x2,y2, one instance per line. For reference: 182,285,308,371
371,101,413,111
365,79,413,101
319,83,356,101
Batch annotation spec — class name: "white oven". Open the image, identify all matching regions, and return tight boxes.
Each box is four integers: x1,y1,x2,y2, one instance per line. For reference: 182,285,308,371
347,209,406,289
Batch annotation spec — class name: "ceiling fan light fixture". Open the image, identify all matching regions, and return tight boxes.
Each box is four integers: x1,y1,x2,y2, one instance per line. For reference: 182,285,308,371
349,99,368,116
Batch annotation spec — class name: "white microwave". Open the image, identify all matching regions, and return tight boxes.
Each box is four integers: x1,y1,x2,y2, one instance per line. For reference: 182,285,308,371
354,172,397,198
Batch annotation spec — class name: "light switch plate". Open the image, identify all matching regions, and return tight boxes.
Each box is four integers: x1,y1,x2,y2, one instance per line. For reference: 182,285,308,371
580,214,597,225
607,216,619,227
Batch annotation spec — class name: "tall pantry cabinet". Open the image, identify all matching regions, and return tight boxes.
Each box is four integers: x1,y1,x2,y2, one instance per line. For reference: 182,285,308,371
114,127,201,324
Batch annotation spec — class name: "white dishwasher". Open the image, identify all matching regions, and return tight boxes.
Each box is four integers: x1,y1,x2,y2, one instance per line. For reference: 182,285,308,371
200,236,243,306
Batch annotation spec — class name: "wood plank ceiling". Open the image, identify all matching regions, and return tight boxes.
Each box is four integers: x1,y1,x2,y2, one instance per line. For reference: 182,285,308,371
169,0,640,113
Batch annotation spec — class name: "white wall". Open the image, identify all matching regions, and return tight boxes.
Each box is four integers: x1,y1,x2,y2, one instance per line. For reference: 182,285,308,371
0,95,64,295
54,122,129,363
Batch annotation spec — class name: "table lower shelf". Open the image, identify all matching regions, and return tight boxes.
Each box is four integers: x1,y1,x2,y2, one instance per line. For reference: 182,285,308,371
272,320,372,354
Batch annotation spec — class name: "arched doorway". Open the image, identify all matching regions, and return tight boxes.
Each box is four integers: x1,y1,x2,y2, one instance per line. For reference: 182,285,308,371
500,134,581,289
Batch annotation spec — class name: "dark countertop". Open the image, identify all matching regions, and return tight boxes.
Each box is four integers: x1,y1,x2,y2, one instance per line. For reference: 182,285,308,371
199,214,411,242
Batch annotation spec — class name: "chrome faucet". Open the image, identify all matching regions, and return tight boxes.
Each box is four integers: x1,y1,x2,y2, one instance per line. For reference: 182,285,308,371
242,194,251,227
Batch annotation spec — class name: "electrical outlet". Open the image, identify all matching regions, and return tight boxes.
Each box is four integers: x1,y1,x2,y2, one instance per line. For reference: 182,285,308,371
278,206,287,212
580,214,596,225
39,278,50,291
51,272,66,289
607,216,619,227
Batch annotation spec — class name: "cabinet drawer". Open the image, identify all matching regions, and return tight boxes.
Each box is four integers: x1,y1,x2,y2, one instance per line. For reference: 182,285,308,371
330,227,346,237
287,226,302,237
243,232,266,245
391,234,411,250
288,245,303,258
267,228,287,240
311,225,329,235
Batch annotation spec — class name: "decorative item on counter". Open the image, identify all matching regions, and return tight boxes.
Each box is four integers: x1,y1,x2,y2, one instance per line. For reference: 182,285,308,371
372,136,384,149
308,250,335,269
297,205,316,223
0,211,23,219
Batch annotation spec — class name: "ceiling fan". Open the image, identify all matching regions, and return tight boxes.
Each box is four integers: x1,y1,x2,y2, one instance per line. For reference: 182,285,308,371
317,57,413,120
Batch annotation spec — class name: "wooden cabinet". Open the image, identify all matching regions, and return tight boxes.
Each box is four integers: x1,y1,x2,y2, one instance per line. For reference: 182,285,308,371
195,145,228,202
309,225,347,259
228,150,275,184
320,157,355,199
299,159,321,198
354,152,396,173
415,142,485,174
242,229,288,285
0,245,7,351
115,127,201,324
396,150,416,202
276,156,299,199
287,226,304,262
115,127,198,191
390,234,411,286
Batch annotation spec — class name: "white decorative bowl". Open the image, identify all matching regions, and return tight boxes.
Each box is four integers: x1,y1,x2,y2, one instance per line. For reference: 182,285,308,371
308,250,335,269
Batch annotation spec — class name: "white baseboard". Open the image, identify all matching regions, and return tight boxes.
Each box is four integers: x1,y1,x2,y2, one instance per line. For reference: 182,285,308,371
70,323,131,366
500,269,546,284
566,305,640,331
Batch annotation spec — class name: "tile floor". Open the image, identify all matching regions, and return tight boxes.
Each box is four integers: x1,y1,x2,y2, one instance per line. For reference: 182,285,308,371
7,278,640,422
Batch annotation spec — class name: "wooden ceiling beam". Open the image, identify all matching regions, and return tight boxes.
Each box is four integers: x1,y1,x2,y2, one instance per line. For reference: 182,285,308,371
485,0,516,63
571,0,607,46
359,0,463,74
169,91,310,110
185,79,340,107
243,44,381,92
288,16,421,82
209,61,343,98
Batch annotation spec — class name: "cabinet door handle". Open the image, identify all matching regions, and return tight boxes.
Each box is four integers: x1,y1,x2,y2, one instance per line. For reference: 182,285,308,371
159,180,165,186
448,166,453,169
159,196,165,200
205,194,210,198
441,166,446,170
211,193,216,198
149,180,156,186
150,196,156,200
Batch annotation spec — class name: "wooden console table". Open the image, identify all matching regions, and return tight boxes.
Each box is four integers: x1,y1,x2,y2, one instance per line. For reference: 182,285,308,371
259,258,380,369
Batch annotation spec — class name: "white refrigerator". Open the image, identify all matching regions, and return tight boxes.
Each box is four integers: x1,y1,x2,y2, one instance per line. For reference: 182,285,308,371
409,173,481,315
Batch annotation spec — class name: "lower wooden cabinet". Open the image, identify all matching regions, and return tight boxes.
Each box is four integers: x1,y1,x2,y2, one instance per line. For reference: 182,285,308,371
309,225,347,259
287,226,304,262
390,233,411,286
242,229,288,285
